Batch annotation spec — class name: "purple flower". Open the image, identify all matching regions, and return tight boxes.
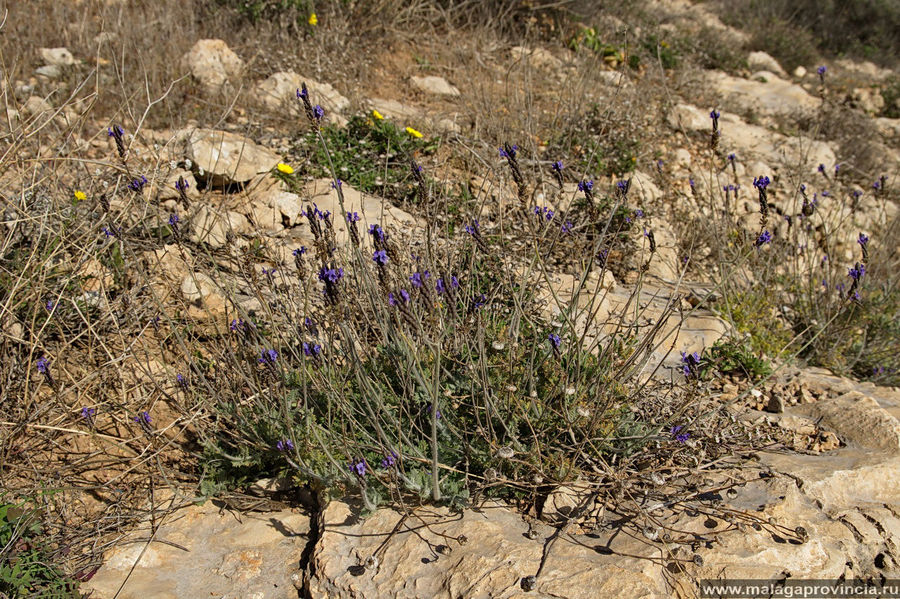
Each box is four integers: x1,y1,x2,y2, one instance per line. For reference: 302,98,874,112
297,88,308,99
368,224,385,241
852,189,863,200
350,458,367,477
399,289,410,303
410,271,430,287
753,176,771,190
168,214,179,226
818,163,826,174
46,300,55,312
680,351,702,378
36,357,49,374
346,211,360,223
258,349,279,364
134,411,152,424
381,451,398,469
302,342,322,358
293,247,308,257
450,276,459,289
710,110,720,120
318,267,344,283
873,180,881,190
858,233,869,247
230,318,245,332
435,278,446,294
176,373,187,387
464,220,479,235
848,263,866,281
388,292,398,306
578,179,593,192
561,221,573,234
373,250,389,265
276,439,294,452
551,160,563,172
754,230,772,247
616,179,630,194
313,105,324,120
817,65,827,77
304,316,318,335
107,125,124,138
81,407,96,424
332,179,342,189
670,425,690,443
727,153,736,162
128,175,148,192
548,333,561,351
175,178,189,192
499,144,518,158
689,177,695,188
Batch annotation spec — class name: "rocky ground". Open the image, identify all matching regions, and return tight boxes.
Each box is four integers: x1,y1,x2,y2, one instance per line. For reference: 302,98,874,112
2,1,899,597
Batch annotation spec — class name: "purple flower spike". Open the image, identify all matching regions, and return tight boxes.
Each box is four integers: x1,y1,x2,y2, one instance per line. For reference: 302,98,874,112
754,230,772,247
350,458,367,477
548,333,561,351
380,451,398,469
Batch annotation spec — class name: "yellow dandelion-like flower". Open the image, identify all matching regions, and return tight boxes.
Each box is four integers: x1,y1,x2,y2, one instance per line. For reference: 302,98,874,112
308,13,318,26
73,190,87,202
372,109,384,121
405,127,423,139
277,163,295,175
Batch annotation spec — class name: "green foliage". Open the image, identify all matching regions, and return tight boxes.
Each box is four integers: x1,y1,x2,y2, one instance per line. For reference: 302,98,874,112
0,497,79,598
715,289,793,359
291,114,433,203
706,337,773,382
642,35,679,70
882,77,900,118
568,26,623,62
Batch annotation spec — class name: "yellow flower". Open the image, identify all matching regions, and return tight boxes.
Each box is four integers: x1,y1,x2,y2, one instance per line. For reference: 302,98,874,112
372,109,384,121
73,190,87,202
308,13,318,26
276,163,294,175
405,126,423,139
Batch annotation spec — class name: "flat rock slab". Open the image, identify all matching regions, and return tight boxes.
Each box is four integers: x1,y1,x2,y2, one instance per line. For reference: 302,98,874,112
84,501,309,599
307,500,668,598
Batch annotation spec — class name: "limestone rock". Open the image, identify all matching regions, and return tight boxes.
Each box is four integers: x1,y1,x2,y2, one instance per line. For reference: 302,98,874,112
668,103,835,174
707,71,821,122
307,499,668,598
83,501,309,599
747,51,787,78
23,95,53,118
300,179,423,244
180,39,244,93
255,71,349,115
39,47,76,67
849,87,885,114
410,75,460,97
34,65,62,79
185,129,281,187
510,46,563,70
188,204,249,249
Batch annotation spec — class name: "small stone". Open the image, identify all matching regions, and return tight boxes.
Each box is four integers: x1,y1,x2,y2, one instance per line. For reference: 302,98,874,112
35,65,62,79
39,47,76,67
521,575,537,591
765,395,784,413
410,75,460,96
